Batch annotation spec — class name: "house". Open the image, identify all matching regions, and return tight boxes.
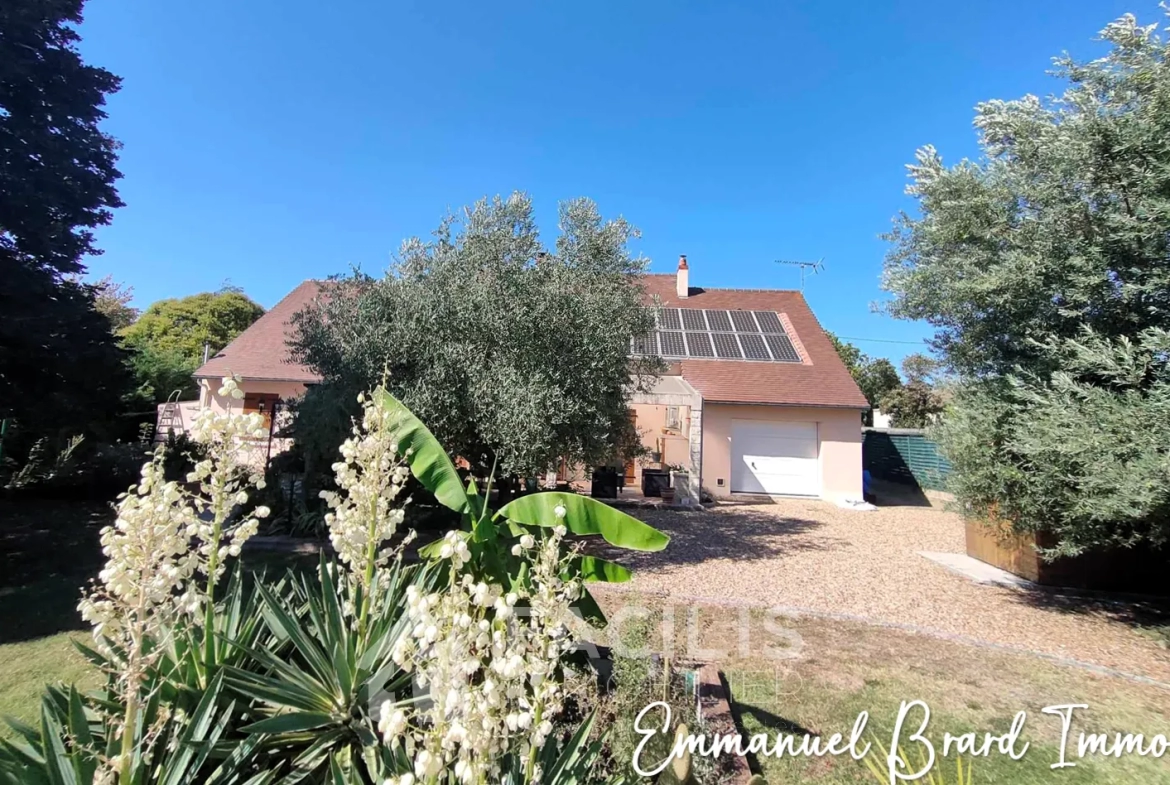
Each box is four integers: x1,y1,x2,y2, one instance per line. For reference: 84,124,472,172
155,281,323,455
157,261,868,502
192,280,323,414
628,257,868,503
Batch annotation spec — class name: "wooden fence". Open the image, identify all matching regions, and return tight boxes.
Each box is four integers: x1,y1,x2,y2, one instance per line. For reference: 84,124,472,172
862,427,951,491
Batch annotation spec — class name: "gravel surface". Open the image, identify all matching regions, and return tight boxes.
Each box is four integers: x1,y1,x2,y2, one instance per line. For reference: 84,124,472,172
590,497,1170,683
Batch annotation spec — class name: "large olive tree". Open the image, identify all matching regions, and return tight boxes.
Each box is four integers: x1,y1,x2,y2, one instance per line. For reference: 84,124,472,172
291,193,660,483
883,13,1170,555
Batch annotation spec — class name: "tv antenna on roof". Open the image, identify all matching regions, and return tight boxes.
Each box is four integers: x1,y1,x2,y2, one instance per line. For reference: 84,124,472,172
775,258,825,291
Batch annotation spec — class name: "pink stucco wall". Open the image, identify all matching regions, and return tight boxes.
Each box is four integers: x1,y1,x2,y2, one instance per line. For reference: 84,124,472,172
198,379,310,413
630,402,691,482
701,403,863,501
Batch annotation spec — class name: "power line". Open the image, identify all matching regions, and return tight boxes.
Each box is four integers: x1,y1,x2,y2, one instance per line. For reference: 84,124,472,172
835,336,927,345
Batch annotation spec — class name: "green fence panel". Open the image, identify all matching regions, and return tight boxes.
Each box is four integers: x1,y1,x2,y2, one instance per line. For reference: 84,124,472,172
862,428,951,491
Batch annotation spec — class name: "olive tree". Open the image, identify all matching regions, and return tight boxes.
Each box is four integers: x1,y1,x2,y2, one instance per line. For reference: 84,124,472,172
882,13,1170,554
291,193,660,485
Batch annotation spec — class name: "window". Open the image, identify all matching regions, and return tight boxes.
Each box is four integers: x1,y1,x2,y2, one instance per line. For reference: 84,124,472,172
665,406,681,430
243,393,280,432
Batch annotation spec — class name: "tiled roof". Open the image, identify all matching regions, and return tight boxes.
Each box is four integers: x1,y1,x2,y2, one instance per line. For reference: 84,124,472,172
194,280,323,383
640,274,868,409
192,274,867,408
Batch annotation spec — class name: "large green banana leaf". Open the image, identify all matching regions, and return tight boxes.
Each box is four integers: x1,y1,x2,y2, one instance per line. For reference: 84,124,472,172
499,492,669,552
374,388,468,514
572,555,632,583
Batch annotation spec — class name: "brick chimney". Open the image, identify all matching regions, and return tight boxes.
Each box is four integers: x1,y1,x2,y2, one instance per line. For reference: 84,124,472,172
676,254,689,299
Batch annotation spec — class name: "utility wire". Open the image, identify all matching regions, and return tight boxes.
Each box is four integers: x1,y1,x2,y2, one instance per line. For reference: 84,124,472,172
835,336,927,345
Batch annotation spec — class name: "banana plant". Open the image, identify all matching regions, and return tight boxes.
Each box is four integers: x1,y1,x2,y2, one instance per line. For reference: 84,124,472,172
375,388,669,621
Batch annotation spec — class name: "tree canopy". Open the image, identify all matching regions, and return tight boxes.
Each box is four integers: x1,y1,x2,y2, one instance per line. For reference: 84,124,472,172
877,354,945,429
882,13,1170,554
826,333,902,423
291,193,660,478
121,289,265,402
90,275,139,332
0,0,130,439
1,0,123,279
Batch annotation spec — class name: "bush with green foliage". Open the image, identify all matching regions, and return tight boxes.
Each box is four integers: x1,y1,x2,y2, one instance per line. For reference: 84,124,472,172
826,333,901,425
121,288,265,403
290,193,661,483
882,13,1170,555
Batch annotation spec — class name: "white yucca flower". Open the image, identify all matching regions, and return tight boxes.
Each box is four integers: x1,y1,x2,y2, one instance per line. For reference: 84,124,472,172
319,393,411,586
79,376,267,783
78,458,202,647
388,526,584,783
80,374,267,646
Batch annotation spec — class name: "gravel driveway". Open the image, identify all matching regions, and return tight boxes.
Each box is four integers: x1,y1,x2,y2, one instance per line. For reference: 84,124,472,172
590,495,1170,683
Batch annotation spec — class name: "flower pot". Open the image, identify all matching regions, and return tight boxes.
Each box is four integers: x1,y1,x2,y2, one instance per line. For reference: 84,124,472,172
590,467,619,499
641,469,670,497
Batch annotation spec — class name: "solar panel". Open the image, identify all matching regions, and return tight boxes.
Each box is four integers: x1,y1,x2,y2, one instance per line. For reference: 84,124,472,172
753,311,785,334
730,311,758,332
681,309,707,331
764,333,802,362
738,333,771,361
659,331,686,358
711,332,743,359
658,308,681,330
639,309,800,362
631,332,656,356
684,332,714,357
705,309,733,332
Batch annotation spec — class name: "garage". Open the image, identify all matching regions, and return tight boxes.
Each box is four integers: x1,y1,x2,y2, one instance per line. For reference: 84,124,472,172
730,420,819,496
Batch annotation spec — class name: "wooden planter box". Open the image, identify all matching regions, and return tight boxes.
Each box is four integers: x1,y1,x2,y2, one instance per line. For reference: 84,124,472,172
965,519,1170,595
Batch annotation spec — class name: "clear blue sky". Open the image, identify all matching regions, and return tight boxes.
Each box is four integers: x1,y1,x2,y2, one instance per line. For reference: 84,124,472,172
77,0,1141,366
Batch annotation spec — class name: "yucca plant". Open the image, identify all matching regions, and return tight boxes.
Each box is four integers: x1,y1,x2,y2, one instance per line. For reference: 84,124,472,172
495,713,614,785
223,556,435,780
0,673,271,785
1,387,663,785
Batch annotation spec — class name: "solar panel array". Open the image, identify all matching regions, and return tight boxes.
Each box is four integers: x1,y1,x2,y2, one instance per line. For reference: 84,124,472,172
634,309,803,363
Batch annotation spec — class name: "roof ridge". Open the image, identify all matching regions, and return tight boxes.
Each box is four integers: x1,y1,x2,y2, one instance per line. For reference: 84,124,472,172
643,273,802,296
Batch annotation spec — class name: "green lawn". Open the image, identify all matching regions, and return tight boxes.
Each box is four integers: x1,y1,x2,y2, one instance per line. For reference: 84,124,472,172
0,632,97,737
0,499,110,737
720,618,1170,784
0,498,317,740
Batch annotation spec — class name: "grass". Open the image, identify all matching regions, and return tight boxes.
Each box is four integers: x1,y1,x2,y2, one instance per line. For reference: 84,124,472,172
724,618,1170,784
0,498,319,740
0,498,110,737
0,633,97,737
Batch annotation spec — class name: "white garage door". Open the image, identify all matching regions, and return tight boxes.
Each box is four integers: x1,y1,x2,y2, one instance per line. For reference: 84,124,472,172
731,420,819,496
